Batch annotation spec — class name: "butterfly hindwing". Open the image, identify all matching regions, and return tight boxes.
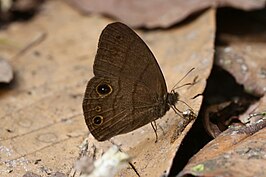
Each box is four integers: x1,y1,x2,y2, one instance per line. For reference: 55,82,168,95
83,22,169,141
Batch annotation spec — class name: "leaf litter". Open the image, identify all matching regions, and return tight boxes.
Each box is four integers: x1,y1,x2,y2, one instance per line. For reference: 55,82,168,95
177,8,266,177
1,1,266,177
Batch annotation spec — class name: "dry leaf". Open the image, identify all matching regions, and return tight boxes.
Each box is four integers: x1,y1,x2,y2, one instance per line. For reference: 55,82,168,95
66,0,266,28
216,9,266,96
177,9,266,177
178,114,266,177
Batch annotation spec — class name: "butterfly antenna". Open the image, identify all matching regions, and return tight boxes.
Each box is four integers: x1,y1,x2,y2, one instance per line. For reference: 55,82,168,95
172,67,195,91
178,99,193,110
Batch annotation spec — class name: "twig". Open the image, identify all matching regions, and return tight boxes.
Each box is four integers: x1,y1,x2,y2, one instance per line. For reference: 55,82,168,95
11,32,47,60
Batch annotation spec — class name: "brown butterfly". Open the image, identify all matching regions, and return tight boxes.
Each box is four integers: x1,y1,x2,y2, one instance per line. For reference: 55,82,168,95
83,22,179,141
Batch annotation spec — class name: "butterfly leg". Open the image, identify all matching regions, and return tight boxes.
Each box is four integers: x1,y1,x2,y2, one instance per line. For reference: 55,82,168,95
109,139,140,177
169,104,183,118
151,121,158,143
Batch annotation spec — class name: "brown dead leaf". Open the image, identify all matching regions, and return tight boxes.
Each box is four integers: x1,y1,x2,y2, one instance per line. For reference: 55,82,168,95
216,9,266,96
178,112,266,177
0,58,13,83
66,0,265,28
0,1,215,177
177,9,266,177
213,9,266,138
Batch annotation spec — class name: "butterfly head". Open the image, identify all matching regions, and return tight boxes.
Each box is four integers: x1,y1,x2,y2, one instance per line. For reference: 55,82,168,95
167,91,179,106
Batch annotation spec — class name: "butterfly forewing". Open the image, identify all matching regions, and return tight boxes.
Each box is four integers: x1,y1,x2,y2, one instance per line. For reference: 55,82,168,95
83,22,169,141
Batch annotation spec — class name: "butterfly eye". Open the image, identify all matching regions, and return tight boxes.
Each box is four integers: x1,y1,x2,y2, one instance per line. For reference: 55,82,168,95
96,83,112,96
93,115,103,125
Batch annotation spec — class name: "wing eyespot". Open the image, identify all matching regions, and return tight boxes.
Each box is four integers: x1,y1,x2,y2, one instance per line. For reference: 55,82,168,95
96,83,113,96
93,115,103,125
95,106,101,112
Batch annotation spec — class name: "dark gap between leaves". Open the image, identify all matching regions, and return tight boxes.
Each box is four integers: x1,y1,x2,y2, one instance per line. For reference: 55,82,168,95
216,8,266,40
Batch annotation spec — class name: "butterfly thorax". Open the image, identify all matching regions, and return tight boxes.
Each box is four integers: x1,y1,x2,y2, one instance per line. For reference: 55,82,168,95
156,92,179,118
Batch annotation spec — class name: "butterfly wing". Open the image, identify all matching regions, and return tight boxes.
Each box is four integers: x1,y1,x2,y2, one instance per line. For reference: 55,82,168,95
83,22,169,141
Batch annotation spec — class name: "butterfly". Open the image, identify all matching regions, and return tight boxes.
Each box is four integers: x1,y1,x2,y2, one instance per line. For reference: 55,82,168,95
83,22,180,141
